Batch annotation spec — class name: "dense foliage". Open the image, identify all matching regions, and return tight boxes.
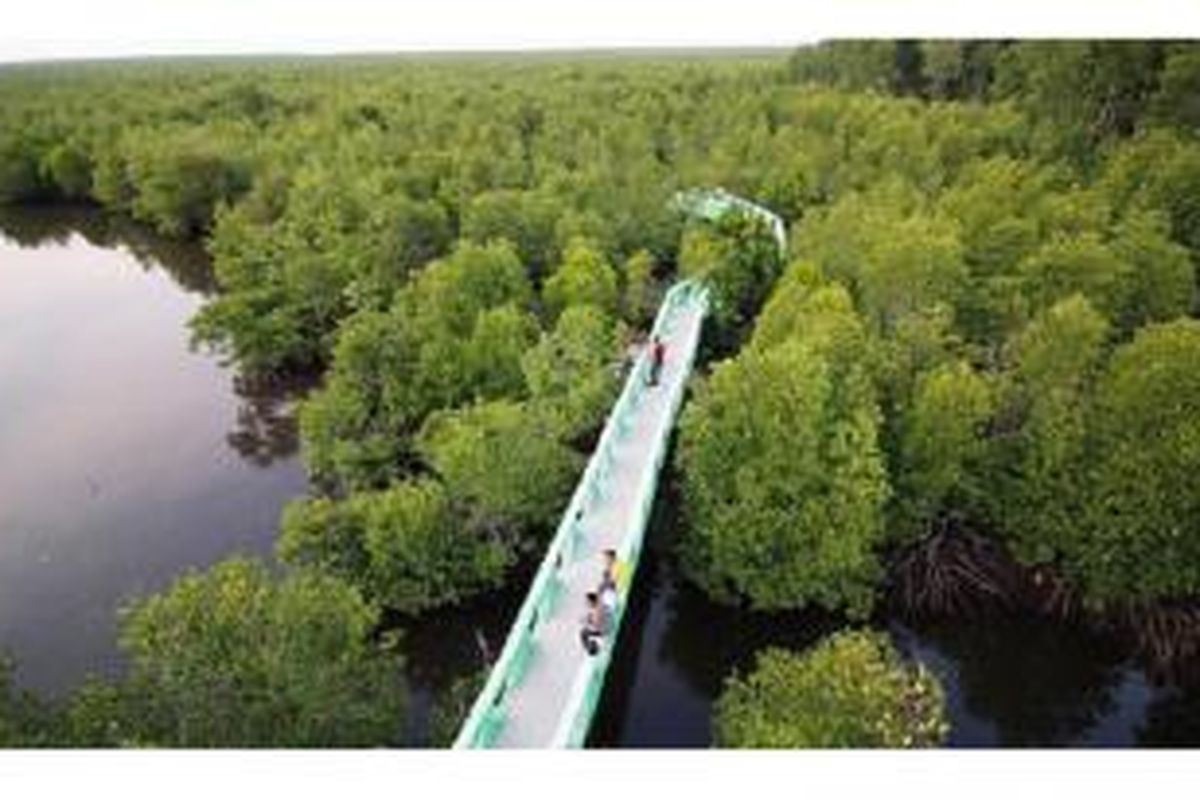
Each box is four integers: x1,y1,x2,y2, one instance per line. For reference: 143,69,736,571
1,40,1199,746
678,263,887,616
713,631,948,747
278,480,511,615
1063,321,1200,601
0,658,53,747
67,558,407,747
653,41,1200,619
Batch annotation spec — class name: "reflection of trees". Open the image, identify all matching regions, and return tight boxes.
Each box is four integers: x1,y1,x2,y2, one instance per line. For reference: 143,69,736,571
1137,684,1200,746
0,203,88,246
388,580,527,697
0,204,307,469
0,203,215,294
907,616,1127,745
380,580,527,746
657,570,845,701
225,372,317,468
107,216,216,294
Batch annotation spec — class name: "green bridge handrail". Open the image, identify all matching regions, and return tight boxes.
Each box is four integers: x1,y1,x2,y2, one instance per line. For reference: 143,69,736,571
673,186,788,252
548,283,708,748
453,277,708,749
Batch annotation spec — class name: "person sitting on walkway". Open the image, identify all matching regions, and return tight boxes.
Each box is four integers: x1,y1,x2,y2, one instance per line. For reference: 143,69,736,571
580,592,605,656
648,335,666,387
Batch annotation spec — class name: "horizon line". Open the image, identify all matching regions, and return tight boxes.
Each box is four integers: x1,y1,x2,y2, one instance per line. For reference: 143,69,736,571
0,42,806,69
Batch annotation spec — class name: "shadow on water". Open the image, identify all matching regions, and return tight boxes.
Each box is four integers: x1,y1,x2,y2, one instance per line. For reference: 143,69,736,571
891,616,1131,746
0,203,216,295
1138,683,1200,746
386,575,529,747
224,371,317,468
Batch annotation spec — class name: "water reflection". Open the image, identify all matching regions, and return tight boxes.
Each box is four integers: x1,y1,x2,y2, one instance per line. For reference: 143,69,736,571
1138,684,1200,746
0,206,307,696
386,580,526,746
225,372,314,468
0,203,216,294
894,617,1129,746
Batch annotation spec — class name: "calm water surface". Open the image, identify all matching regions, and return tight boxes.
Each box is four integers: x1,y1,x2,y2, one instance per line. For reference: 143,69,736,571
2,205,1196,747
0,206,306,696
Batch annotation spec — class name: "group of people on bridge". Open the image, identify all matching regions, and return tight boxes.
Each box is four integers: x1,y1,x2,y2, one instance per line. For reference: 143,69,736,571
580,549,622,656
578,334,667,656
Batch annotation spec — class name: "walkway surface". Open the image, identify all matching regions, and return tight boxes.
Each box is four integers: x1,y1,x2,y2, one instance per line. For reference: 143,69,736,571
495,293,705,747
454,282,708,748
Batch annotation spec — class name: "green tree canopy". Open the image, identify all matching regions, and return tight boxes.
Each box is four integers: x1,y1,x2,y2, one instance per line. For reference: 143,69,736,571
713,631,949,747
677,332,888,617
619,248,658,326
0,657,53,747
521,303,621,440
794,187,967,336
417,399,581,538
1065,320,1200,602
77,558,406,747
299,239,536,492
460,188,561,279
1149,44,1200,130
542,237,619,319
1017,232,1131,324
1109,209,1195,330
123,124,253,237
278,480,510,614
892,360,994,542
679,210,783,331
1102,129,1200,259
987,295,1110,565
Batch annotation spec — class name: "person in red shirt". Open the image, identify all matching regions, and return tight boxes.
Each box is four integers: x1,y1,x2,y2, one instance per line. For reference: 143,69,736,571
648,336,666,387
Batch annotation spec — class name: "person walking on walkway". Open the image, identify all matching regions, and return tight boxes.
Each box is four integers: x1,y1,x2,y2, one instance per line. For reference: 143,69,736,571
648,335,666,387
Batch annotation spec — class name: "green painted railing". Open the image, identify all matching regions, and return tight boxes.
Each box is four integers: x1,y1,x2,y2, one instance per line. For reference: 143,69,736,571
673,186,788,252
453,279,709,749
549,281,709,748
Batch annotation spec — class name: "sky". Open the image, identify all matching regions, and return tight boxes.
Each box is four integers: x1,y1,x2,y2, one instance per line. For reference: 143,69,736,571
1,0,1198,64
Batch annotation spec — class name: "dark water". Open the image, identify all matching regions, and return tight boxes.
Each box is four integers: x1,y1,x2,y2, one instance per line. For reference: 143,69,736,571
2,205,1197,747
0,205,307,696
583,475,1200,747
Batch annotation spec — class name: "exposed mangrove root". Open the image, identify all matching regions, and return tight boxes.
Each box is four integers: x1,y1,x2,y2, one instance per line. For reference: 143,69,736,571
1025,564,1085,622
889,528,1200,687
888,528,1024,620
1107,601,1200,687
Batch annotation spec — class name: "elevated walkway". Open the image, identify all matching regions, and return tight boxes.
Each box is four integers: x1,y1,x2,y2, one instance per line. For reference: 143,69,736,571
454,280,709,748
454,188,785,748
